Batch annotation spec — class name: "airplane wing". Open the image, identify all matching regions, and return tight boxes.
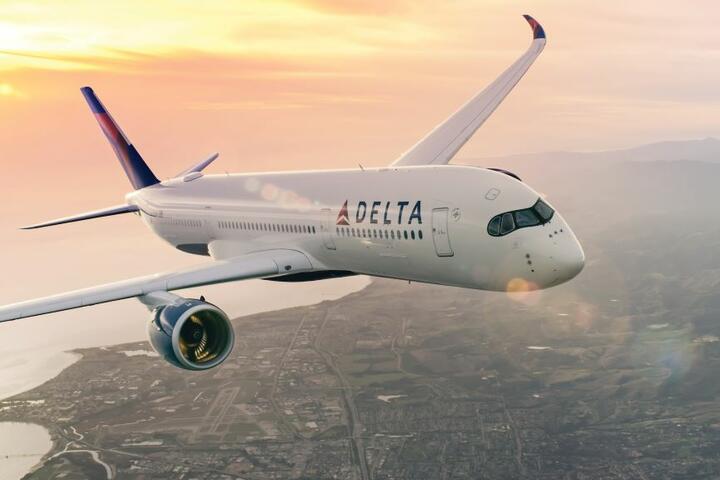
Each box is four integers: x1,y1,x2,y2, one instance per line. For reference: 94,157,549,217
391,14,546,167
0,249,312,322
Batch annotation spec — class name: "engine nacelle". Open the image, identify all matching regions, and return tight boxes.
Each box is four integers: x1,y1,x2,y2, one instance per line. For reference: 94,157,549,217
146,296,235,371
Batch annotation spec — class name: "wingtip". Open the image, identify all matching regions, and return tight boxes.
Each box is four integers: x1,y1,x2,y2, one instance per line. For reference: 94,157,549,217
20,223,44,230
523,14,546,40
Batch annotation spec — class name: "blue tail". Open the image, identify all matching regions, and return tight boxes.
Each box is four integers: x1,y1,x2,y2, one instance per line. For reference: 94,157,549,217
80,87,159,190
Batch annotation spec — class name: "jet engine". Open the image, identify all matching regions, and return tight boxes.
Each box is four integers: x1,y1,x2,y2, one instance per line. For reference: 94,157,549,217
145,294,235,370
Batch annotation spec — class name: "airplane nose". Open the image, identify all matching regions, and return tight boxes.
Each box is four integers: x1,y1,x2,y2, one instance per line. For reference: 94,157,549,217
556,240,585,282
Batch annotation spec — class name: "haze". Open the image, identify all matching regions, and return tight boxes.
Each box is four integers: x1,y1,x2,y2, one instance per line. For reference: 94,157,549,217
2,1,720,347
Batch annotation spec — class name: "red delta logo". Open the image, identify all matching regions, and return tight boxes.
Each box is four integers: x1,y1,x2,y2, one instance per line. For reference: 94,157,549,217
336,200,422,226
336,200,350,225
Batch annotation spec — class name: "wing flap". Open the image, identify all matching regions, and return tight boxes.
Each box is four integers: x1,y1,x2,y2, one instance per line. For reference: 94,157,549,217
391,15,546,167
0,249,312,322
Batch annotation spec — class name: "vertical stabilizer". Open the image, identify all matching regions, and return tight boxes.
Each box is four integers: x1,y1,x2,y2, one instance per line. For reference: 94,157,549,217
80,87,159,190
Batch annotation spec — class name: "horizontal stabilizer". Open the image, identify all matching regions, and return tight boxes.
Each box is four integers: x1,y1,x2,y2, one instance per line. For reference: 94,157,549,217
21,204,139,230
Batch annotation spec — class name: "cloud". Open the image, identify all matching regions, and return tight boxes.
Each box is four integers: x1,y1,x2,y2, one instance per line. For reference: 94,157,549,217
294,0,418,16
0,48,152,71
186,92,388,111
0,1,433,73
0,83,24,98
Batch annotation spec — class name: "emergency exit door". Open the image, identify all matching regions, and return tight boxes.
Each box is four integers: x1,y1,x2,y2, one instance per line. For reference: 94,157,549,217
431,208,453,257
321,208,336,250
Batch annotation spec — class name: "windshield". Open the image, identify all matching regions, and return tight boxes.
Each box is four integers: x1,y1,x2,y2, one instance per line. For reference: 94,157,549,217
534,199,554,222
487,198,555,237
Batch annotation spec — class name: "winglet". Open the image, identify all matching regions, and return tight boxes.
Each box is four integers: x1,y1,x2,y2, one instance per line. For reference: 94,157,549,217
390,16,547,167
523,14,546,40
80,86,160,190
175,152,219,178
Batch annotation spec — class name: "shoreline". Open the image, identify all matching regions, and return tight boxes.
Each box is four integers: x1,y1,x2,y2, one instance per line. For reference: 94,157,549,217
0,422,52,480
1,275,371,403
1,276,372,480
0,352,82,402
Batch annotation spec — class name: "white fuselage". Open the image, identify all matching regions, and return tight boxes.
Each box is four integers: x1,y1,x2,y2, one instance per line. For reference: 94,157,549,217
129,165,584,292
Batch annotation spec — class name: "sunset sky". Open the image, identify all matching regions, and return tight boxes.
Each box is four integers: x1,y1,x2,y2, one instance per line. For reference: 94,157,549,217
3,1,720,188
1,1,720,317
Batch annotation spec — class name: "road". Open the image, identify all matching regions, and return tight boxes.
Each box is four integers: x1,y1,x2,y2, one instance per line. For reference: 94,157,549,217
269,313,309,439
314,310,371,480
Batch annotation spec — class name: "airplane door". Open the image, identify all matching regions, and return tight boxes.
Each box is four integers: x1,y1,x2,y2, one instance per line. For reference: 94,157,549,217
431,208,453,257
321,208,337,250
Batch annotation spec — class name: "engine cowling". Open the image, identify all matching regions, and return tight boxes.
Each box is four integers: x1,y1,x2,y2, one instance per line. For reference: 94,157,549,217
147,297,235,370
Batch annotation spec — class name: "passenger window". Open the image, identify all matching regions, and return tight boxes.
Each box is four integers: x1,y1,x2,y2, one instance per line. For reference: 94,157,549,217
515,209,540,227
487,216,501,236
500,213,515,235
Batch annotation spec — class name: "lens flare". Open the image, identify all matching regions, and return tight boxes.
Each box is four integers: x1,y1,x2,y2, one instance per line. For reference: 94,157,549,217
505,277,541,304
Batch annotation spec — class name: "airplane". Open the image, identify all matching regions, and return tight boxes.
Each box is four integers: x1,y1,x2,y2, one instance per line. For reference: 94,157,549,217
0,15,583,371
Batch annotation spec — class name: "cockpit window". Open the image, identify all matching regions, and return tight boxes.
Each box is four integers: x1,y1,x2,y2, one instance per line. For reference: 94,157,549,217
515,209,540,227
533,199,554,222
487,198,555,237
500,213,515,235
487,216,501,236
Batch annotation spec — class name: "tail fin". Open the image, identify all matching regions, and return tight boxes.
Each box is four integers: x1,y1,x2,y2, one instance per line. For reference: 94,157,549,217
80,87,159,190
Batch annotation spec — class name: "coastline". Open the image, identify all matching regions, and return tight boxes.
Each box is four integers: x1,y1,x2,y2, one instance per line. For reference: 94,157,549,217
0,352,82,402
0,275,371,403
0,422,52,480
0,275,372,480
